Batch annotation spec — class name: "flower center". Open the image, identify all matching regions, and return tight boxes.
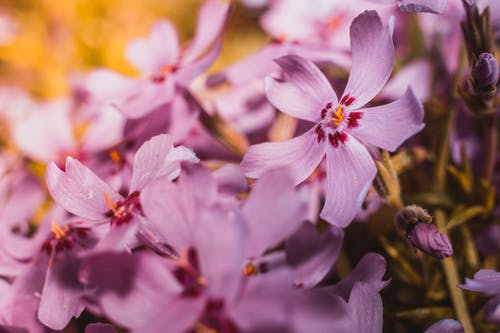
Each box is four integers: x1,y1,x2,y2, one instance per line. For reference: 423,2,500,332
151,64,176,83
173,248,207,298
104,191,142,225
194,299,240,333
41,221,90,256
315,94,363,148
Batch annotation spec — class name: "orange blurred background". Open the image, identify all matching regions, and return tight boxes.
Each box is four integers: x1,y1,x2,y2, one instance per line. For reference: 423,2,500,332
0,0,268,98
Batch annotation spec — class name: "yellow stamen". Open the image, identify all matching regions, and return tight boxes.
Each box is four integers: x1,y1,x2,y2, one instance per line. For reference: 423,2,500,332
243,263,257,276
51,221,68,239
331,105,344,126
108,149,122,165
103,191,118,214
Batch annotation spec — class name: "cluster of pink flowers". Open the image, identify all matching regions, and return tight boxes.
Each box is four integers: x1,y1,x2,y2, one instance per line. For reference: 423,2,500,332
0,0,499,332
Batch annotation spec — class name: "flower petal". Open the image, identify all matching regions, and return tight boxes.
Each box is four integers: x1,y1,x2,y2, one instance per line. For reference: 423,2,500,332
85,323,118,333
46,158,121,221
347,283,383,333
342,11,394,109
349,87,424,152
325,253,389,301
242,168,307,258
460,269,500,295
207,43,287,86
266,55,336,122
38,254,87,330
130,134,198,193
398,0,448,14
286,223,344,288
320,136,377,227
182,0,231,64
194,206,246,302
176,38,223,86
140,178,194,251
241,127,326,185
424,319,464,333
125,20,180,75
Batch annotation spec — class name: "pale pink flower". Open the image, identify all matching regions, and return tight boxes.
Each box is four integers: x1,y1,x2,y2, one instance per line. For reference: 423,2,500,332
242,11,424,227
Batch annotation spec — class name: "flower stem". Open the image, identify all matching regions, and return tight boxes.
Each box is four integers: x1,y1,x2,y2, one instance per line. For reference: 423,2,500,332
432,84,475,333
434,210,475,333
482,113,497,185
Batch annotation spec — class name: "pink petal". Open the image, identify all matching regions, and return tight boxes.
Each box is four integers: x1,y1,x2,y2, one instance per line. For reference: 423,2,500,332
38,255,86,330
342,11,394,110
212,164,248,196
241,127,326,185
130,134,198,192
125,20,180,75
424,319,464,333
381,60,432,101
182,0,231,64
194,206,246,302
140,178,194,250
11,100,75,162
348,283,383,333
349,87,424,152
83,69,141,104
320,136,377,227
208,43,288,86
460,269,500,295
81,105,126,152
266,55,336,122
398,0,448,14
46,158,121,221
326,253,389,300
117,79,176,119
242,168,307,258
286,223,344,288
85,323,118,333
176,38,223,87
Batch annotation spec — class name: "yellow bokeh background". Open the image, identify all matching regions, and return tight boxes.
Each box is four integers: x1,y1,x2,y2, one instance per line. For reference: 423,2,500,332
0,0,269,98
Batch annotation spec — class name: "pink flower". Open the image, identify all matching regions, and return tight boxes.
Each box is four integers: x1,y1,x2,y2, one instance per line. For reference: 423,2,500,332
241,11,424,227
82,0,231,119
45,134,197,251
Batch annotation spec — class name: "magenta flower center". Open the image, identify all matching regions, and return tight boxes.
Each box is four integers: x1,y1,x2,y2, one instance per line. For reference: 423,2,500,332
104,191,142,226
41,222,89,256
151,64,177,83
192,299,239,333
173,248,207,298
315,94,363,148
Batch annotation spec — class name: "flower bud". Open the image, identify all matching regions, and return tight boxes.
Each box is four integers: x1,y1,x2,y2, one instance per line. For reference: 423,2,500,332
407,222,453,259
396,205,453,259
473,53,499,90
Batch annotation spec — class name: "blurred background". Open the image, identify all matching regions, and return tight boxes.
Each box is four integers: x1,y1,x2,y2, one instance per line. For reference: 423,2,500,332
0,0,267,98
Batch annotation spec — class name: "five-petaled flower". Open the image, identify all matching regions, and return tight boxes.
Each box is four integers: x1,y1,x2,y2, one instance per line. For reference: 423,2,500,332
241,10,425,228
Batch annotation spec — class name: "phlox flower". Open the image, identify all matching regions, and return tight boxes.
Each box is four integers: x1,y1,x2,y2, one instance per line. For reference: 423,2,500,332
82,0,231,120
45,134,197,251
241,11,425,227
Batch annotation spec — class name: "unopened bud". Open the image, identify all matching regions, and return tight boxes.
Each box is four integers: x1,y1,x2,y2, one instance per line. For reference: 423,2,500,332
407,222,453,259
396,205,453,259
473,53,499,90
